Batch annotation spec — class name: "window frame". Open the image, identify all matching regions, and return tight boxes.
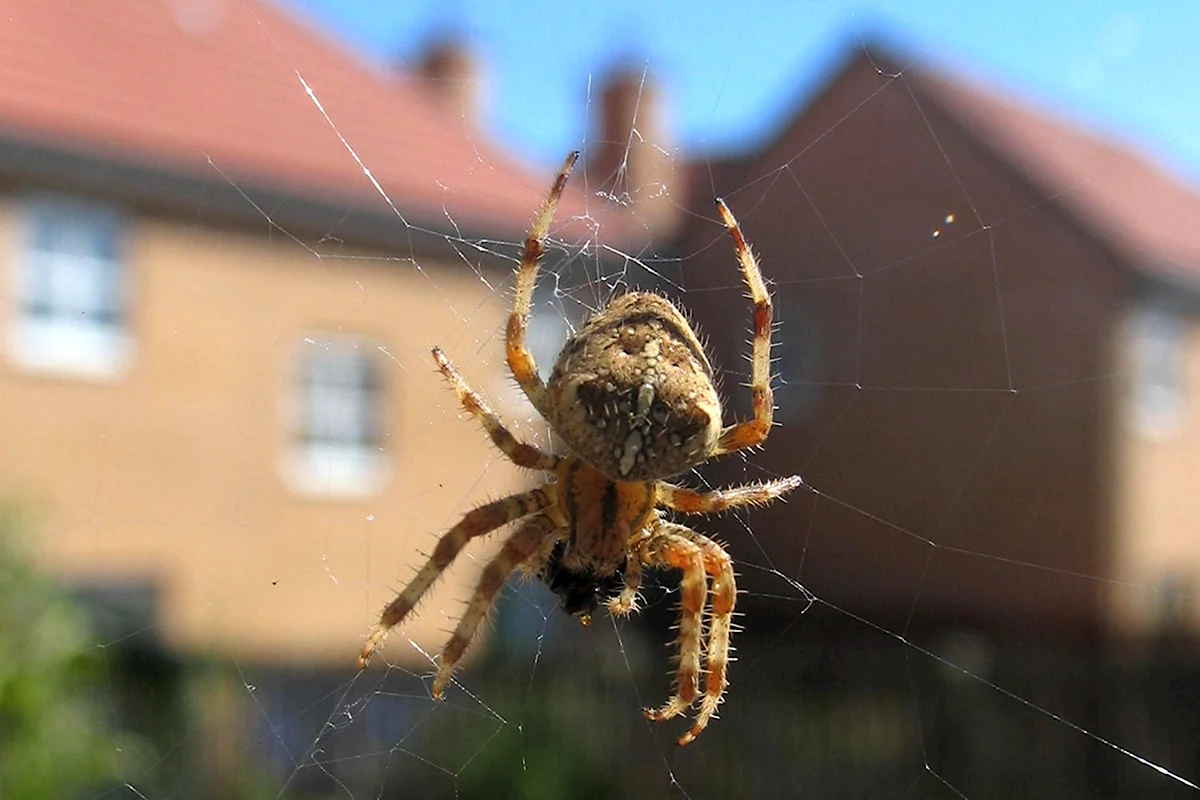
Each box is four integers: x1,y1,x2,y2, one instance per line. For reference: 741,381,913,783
7,194,132,379
1128,296,1187,437
282,335,390,499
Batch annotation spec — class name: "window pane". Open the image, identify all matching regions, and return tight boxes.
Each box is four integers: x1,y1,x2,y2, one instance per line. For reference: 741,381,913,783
9,196,131,379
287,338,389,499
23,199,121,325
1130,300,1186,435
298,343,382,450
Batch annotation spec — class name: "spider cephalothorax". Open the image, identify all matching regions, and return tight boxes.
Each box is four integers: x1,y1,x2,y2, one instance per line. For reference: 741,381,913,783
359,151,801,746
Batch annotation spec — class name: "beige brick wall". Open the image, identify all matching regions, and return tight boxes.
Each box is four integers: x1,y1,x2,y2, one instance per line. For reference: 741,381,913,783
0,196,540,666
1111,307,1200,635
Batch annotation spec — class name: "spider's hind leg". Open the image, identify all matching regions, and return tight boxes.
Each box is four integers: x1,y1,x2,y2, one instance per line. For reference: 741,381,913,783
712,198,777,456
505,151,579,416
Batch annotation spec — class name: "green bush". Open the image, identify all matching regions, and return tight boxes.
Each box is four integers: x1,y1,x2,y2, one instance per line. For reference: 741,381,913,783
0,506,150,798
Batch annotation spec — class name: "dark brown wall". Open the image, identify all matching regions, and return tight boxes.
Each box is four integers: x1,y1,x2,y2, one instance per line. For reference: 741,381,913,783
676,57,1129,637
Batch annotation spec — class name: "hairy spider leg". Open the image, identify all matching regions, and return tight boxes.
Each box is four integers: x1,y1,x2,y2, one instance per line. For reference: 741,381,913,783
432,346,560,471
639,521,737,747
607,542,645,617
640,528,708,727
677,526,737,747
359,487,555,669
432,514,558,697
713,198,777,456
505,150,580,417
656,475,804,514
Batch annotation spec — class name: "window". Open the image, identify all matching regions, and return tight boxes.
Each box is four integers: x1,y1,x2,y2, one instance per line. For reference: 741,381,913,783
8,195,131,377
1153,572,1196,632
1129,300,1186,436
284,337,388,498
775,302,823,425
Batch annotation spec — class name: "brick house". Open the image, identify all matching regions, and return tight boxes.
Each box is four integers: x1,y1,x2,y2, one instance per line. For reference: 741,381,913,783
680,49,1200,645
0,0,624,668
651,49,1200,797
3,2,1200,794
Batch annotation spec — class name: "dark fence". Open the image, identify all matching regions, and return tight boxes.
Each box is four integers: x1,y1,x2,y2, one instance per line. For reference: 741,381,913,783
173,590,1200,800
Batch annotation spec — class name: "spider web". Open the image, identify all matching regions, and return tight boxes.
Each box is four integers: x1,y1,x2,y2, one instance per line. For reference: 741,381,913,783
23,2,1199,799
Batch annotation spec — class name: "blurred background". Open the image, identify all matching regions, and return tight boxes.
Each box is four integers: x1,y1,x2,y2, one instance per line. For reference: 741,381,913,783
3,1,1200,798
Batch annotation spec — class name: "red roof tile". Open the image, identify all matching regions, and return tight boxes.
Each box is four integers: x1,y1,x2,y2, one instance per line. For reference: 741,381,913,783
0,0,609,239
911,66,1200,284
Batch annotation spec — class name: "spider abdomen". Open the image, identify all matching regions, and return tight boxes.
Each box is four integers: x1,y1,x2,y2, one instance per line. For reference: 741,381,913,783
547,293,722,481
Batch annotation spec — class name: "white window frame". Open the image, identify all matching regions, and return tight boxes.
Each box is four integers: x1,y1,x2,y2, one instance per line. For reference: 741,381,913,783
283,336,389,499
7,195,132,379
1129,299,1186,437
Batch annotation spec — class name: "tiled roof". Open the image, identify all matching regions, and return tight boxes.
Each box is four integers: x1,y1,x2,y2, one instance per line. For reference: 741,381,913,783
7,3,1195,279
910,66,1200,284
0,0,608,240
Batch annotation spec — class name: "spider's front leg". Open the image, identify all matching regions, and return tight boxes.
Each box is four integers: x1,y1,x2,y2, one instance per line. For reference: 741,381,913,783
359,487,554,669
638,521,737,746
505,150,579,415
678,528,737,746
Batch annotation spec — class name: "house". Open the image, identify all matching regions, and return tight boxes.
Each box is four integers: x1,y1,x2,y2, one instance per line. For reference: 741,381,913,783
4,3,1199,792
677,48,1200,645
0,0,636,669
633,47,1200,797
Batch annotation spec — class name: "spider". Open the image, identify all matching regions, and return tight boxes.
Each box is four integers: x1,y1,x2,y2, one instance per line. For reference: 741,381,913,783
359,151,801,746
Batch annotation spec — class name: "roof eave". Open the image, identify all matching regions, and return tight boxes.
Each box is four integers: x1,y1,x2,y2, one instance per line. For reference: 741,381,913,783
0,130,534,265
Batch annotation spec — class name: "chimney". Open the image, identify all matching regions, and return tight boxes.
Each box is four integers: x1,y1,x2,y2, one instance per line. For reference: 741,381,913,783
417,39,483,124
588,68,685,238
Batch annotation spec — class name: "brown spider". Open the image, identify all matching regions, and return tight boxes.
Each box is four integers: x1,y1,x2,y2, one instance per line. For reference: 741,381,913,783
359,151,801,746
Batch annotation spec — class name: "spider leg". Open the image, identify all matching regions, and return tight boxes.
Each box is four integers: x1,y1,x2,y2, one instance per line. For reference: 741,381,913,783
432,513,558,698
432,347,560,471
506,150,579,416
518,520,565,578
608,545,645,616
637,526,707,732
639,521,737,746
673,527,737,747
359,487,554,669
711,198,776,456
657,475,803,514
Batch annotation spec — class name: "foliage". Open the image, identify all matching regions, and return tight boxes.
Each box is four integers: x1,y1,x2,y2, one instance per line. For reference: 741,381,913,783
0,506,150,798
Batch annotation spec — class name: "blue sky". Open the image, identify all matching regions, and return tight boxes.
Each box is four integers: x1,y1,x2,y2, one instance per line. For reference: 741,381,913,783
283,0,1200,177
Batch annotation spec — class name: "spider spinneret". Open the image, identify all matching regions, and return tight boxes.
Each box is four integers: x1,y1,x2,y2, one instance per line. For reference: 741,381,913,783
359,150,801,746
